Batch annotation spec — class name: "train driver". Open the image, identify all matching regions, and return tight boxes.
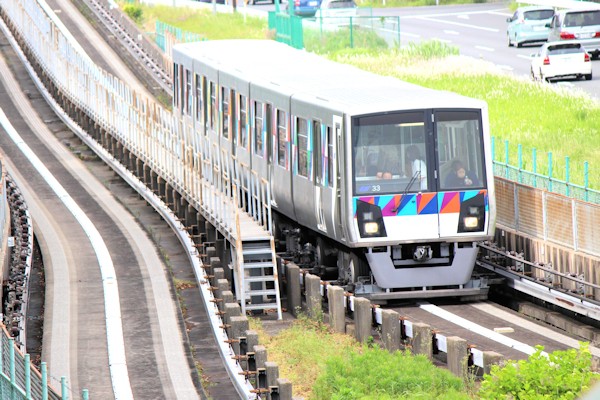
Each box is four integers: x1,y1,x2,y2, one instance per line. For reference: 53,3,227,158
444,160,479,188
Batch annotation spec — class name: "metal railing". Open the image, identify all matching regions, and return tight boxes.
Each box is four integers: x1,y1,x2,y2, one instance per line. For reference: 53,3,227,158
305,13,401,48
492,137,600,204
0,326,64,400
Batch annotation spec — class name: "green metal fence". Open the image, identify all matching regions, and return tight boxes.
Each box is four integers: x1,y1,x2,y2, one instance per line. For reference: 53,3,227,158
0,333,65,400
268,11,304,49
492,137,600,204
155,21,204,52
306,14,401,49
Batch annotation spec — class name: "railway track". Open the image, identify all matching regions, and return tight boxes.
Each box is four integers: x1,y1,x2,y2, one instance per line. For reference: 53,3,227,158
0,14,204,400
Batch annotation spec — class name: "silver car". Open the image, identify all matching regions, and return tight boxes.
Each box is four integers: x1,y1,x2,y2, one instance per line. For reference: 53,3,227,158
547,8,600,59
507,6,555,48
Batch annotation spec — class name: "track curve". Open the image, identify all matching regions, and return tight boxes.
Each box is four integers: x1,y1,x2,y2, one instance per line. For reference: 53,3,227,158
0,24,199,399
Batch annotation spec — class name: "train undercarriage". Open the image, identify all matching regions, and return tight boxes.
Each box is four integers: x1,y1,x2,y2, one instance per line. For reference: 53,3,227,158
272,212,492,303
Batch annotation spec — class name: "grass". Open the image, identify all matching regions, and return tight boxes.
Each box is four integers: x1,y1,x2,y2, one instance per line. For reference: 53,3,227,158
132,4,270,39
250,315,471,399
249,315,357,398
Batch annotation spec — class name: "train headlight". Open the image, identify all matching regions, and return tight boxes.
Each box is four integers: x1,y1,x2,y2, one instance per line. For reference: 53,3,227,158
457,193,486,233
356,200,387,238
364,221,379,234
463,216,479,229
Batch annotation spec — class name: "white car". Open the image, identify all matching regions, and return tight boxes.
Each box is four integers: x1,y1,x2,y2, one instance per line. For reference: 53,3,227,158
530,41,592,82
314,0,357,22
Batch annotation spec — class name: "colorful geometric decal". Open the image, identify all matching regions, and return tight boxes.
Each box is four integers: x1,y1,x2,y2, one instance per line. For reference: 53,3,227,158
439,192,461,214
353,190,488,217
395,195,416,216
439,190,488,213
417,193,437,214
381,195,401,215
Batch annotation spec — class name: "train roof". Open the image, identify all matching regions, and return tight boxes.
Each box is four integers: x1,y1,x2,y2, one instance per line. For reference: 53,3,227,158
172,40,487,116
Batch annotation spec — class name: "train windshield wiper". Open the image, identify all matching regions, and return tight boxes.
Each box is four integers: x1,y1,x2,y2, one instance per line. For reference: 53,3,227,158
392,171,420,213
404,171,419,194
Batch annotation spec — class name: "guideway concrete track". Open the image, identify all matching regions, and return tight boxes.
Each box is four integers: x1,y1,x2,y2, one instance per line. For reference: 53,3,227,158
0,27,200,400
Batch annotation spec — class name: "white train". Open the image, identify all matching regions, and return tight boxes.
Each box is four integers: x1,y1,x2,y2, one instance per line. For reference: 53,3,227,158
172,40,497,300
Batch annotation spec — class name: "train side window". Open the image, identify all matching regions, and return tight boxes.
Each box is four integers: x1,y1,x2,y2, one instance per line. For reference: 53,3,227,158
313,120,322,184
209,81,217,131
194,74,203,124
222,87,230,140
296,117,309,178
254,101,264,157
185,69,192,116
240,94,248,149
277,109,287,168
266,103,273,162
179,65,184,112
183,68,188,115
173,63,179,110
326,125,333,187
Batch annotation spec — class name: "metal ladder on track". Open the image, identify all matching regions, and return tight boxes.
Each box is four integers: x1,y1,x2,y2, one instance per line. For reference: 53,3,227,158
235,237,282,320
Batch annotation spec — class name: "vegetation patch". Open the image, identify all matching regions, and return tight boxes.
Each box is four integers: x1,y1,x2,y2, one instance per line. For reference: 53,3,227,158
251,315,357,398
123,4,143,23
174,278,197,291
304,27,389,55
312,346,470,399
123,3,269,39
479,343,598,400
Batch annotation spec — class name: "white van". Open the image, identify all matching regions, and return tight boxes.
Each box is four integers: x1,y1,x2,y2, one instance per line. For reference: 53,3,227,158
547,8,600,58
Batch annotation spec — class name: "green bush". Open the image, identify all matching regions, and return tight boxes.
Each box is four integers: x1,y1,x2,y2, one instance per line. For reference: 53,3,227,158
312,346,470,399
123,4,143,23
478,343,597,400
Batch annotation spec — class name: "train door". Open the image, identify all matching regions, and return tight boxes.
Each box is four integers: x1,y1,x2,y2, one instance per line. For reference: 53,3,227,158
318,115,342,239
290,112,316,229
333,116,345,241
270,105,295,220
313,120,326,233
220,86,234,189
236,93,251,163
269,108,286,209
205,78,220,188
250,101,271,193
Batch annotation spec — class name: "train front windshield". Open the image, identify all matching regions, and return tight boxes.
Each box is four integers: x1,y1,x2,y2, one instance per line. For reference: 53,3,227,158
352,110,485,196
